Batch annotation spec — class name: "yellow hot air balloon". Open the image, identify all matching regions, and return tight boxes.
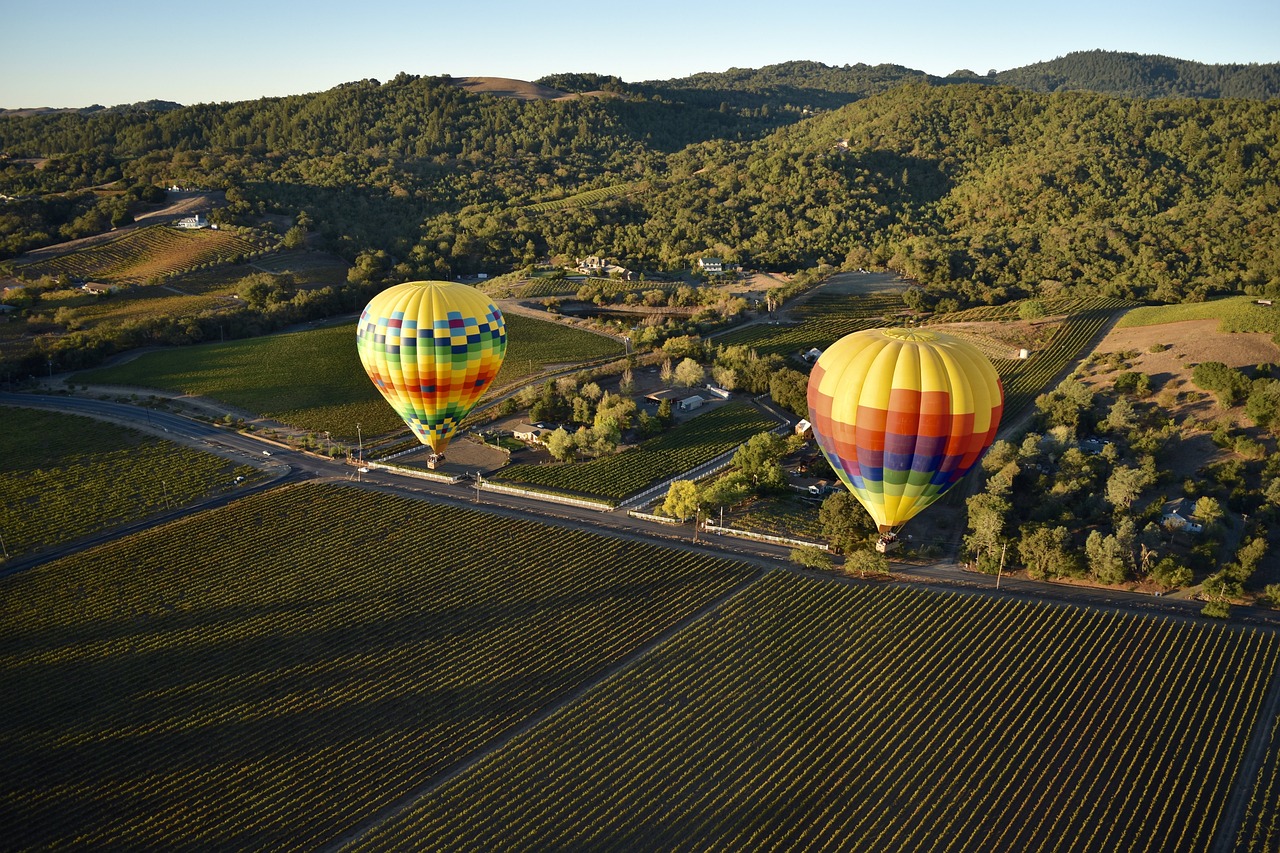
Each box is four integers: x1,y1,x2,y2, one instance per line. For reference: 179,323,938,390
807,328,1003,536
356,281,506,456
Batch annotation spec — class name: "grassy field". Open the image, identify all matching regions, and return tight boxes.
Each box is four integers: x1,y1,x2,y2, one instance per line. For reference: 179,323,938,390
1118,295,1280,339
0,406,262,559
16,225,271,284
75,313,624,440
494,402,778,501
354,571,1280,852
0,484,756,850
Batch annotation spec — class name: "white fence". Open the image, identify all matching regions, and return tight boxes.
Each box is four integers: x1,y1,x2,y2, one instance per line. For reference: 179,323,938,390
626,510,685,525
362,460,465,484
702,523,829,551
478,480,614,512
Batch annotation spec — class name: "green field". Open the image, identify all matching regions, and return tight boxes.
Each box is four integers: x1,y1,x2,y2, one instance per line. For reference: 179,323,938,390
75,313,624,440
0,406,261,559
1118,295,1280,340
0,484,755,850
354,572,1280,852
494,402,778,501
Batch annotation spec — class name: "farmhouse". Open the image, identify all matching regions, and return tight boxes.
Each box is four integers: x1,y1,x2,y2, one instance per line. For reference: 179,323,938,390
81,283,118,295
175,213,207,229
512,423,550,444
696,257,724,275
1161,498,1204,535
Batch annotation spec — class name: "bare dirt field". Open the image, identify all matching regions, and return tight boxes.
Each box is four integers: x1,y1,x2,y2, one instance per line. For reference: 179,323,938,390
1085,318,1280,401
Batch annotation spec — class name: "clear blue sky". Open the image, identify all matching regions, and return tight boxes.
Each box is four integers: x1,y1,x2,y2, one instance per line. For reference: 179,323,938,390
3,0,1277,108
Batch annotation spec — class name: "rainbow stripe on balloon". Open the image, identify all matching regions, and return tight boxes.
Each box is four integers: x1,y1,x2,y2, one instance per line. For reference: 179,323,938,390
807,328,1003,533
356,281,507,453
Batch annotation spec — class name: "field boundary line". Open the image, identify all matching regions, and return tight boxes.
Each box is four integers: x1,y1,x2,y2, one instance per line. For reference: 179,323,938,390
324,567,770,852
1210,653,1280,852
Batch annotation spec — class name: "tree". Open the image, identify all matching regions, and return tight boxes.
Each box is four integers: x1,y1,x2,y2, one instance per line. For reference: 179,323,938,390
981,439,1018,474
1113,371,1151,397
1085,530,1129,584
618,368,635,395
657,398,673,426
1149,557,1192,589
1017,525,1074,580
1105,465,1150,514
844,547,889,579
733,431,787,491
1246,379,1280,430
790,546,833,570
662,480,700,521
819,491,876,554
282,225,307,249
673,357,706,388
701,471,751,512
1018,299,1046,321
964,492,1010,570
1103,396,1137,433
1192,361,1251,407
545,427,575,461
659,358,674,383
770,367,810,417
1194,496,1224,529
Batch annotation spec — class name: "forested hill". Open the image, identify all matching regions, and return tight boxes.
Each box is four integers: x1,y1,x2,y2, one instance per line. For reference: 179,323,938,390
632,53,1280,110
993,50,1280,100
3,71,1279,308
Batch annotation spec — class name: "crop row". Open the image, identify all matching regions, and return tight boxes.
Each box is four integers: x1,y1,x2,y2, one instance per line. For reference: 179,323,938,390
715,291,906,357
1235,707,1280,852
0,405,260,558
19,226,267,284
520,276,679,299
523,182,642,213
494,402,777,500
354,572,1280,852
992,298,1133,421
0,484,757,849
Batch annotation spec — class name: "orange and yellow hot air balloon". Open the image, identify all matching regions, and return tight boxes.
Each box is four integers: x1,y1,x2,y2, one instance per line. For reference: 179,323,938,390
807,328,1003,534
356,281,506,455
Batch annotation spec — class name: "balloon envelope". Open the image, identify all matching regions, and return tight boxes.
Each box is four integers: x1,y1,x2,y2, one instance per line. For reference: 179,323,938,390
356,281,506,453
807,328,1003,533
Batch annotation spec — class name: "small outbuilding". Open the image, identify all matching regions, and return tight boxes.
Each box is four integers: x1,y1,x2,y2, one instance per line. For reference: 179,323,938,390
794,418,814,440
678,395,705,412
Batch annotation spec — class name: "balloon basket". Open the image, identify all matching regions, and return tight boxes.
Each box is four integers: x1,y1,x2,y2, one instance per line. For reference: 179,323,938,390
875,533,900,554
426,453,444,470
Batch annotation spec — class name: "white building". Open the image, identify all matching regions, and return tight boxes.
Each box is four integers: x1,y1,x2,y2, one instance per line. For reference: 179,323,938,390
678,395,705,412
697,257,724,274
175,213,207,229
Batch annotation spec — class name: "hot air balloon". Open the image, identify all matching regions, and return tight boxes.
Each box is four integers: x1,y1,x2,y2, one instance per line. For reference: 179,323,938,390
807,328,1003,545
356,281,506,461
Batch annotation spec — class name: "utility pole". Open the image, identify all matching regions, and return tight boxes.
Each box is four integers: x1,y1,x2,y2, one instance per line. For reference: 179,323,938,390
474,472,482,503
356,422,363,463
0,529,8,559
997,541,1008,590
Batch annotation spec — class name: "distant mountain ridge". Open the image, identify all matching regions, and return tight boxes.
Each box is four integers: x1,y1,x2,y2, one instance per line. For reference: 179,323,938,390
993,50,1280,99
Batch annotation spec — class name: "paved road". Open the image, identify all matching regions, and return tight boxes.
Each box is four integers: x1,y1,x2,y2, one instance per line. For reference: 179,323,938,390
6,391,1280,630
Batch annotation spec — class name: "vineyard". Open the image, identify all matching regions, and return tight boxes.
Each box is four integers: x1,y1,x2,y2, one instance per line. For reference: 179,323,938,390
16,225,271,284
494,402,778,501
0,405,261,558
975,297,1134,422
76,313,623,440
522,181,644,213
519,276,679,299
0,484,757,850
352,572,1280,852
1236,709,1280,851
714,291,906,357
